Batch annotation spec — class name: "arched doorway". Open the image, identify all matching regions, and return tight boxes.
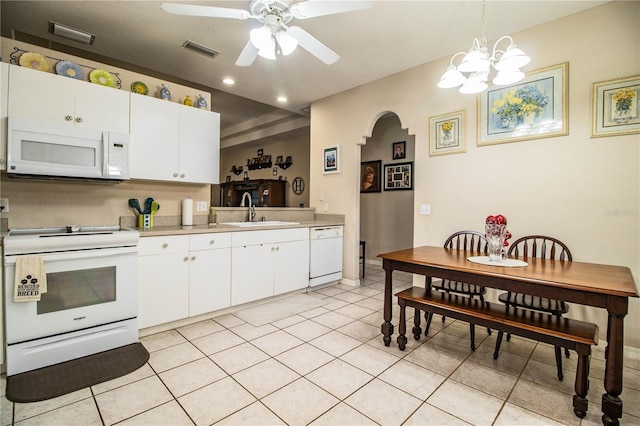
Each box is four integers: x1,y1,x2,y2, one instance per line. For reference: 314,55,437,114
359,113,415,272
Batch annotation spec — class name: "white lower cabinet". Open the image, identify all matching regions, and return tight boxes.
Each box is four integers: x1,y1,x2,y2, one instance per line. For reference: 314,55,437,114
231,228,309,305
138,233,231,329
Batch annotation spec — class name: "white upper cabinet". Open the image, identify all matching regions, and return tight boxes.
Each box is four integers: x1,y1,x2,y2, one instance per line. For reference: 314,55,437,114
130,93,220,184
1,62,8,170
7,65,129,133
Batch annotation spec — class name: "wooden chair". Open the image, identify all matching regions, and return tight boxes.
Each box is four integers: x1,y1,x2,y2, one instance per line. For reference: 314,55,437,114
493,235,572,380
422,230,490,350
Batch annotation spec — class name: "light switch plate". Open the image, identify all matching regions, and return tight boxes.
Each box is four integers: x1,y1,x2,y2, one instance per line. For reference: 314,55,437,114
420,204,431,215
196,201,208,212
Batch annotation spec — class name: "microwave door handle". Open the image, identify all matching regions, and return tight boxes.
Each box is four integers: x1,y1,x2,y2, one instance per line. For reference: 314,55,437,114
102,132,109,178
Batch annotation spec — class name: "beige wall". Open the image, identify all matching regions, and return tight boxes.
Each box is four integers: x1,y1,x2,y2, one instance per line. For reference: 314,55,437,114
310,2,640,348
217,131,311,208
361,115,415,262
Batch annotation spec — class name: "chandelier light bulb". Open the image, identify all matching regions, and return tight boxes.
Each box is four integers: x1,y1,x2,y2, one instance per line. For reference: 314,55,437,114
492,69,525,85
437,65,466,88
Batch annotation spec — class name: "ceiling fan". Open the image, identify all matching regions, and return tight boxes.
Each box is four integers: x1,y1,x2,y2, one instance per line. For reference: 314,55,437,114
161,0,372,66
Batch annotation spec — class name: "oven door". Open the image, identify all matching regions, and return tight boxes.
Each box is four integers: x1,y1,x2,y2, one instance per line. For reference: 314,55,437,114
4,246,137,344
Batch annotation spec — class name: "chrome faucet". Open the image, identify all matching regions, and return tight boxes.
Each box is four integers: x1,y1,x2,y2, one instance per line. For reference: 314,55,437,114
240,192,256,222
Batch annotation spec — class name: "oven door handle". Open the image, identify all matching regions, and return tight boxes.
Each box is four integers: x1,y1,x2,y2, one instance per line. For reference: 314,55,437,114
4,245,137,265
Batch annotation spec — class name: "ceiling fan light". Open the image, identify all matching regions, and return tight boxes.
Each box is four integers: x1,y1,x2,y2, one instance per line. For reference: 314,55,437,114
492,69,525,85
279,30,298,56
250,26,273,51
495,44,531,71
437,65,466,88
457,47,490,73
257,46,276,60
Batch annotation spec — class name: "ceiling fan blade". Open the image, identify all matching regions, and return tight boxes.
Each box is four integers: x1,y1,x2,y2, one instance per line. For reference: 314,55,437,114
290,0,372,19
160,3,251,19
288,26,339,65
235,40,260,67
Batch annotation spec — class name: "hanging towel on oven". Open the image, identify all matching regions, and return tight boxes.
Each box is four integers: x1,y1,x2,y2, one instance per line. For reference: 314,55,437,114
14,256,48,302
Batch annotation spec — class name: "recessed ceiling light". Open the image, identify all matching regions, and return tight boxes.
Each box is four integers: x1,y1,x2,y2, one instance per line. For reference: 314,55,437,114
277,96,288,103
222,77,235,85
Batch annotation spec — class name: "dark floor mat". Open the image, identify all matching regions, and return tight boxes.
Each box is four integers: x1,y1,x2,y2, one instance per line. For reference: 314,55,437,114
6,343,149,403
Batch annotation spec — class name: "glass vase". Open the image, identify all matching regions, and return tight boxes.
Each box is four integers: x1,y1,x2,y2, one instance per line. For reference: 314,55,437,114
485,223,506,261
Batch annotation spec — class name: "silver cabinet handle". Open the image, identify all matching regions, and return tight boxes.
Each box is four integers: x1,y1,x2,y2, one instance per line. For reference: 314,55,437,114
75,116,83,123
191,256,196,261
180,173,185,178
183,256,189,262
173,172,179,177
209,240,215,245
65,115,73,121
162,243,169,248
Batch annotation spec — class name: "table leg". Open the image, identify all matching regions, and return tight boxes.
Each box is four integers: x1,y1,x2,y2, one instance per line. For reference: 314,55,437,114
601,309,625,426
381,263,393,346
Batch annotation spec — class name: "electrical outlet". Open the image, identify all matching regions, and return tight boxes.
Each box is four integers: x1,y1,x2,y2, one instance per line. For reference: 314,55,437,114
323,202,329,212
420,204,431,215
196,201,208,212
0,198,8,213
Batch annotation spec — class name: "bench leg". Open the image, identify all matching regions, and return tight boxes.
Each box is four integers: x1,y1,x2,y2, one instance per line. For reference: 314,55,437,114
573,345,591,418
397,299,408,351
412,308,422,340
424,312,433,336
469,324,476,351
493,331,504,359
555,346,564,381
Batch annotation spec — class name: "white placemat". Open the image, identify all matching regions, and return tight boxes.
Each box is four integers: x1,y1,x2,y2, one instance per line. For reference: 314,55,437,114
467,256,528,267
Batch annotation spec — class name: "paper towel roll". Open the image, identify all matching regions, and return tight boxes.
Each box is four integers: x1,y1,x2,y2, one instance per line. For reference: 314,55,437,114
182,198,193,226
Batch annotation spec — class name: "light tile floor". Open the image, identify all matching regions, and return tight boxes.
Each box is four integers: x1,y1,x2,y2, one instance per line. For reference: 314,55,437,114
2,264,639,425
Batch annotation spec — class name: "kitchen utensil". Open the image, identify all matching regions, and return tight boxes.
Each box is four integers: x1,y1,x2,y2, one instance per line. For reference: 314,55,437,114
151,201,160,214
128,198,142,214
143,197,154,214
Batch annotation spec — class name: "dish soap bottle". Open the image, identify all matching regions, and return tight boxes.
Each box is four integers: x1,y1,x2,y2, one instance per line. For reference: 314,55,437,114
209,207,217,225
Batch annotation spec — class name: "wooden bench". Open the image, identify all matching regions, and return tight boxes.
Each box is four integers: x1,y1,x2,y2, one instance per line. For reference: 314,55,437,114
395,285,599,419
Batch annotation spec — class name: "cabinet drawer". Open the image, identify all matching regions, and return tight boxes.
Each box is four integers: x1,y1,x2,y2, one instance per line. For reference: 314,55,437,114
231,228,309,247
138,235,189,255
190,232,231,251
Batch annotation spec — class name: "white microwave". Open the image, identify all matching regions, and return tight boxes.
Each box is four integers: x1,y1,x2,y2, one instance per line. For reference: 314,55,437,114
7,117,130,181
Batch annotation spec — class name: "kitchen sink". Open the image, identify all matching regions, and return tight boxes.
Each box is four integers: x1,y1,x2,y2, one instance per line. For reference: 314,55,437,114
221,221,299,227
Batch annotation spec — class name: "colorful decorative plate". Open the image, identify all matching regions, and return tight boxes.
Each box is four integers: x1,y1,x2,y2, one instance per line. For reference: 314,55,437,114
19,51,51,72
130,81,148,95
55,60,84,80
89,69,116,88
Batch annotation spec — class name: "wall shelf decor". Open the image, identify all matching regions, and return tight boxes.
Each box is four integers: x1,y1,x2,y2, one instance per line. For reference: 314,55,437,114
276,155,293,169
230,165,243,175
248,155,272,170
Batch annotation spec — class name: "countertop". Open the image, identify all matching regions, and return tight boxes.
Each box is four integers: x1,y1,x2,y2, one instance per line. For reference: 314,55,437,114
134,219,344,237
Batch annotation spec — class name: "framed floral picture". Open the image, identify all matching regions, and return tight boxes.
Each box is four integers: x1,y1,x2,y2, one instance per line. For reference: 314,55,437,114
478,62,568,146
360,160,381,193
429,110,466,156
323,145,340,174
384,162,413,191
591,75,640,138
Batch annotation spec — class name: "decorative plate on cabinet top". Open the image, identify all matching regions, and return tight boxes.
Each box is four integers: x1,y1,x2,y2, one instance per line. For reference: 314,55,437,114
89,69,116,88
130,81,148,95
55,60,84,80
19,51,51,72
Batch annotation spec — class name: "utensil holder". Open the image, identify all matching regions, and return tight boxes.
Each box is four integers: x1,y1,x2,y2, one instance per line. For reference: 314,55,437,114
138,214,153,229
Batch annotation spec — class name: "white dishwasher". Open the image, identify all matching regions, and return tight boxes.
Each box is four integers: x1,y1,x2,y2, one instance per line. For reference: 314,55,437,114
309,226,343,287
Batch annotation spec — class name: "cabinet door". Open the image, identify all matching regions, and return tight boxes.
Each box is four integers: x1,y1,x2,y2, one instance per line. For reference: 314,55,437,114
1,62,8,170
73,82,130,132
179,107,220,184
8,65,75,125
138,252,189,328
231,244,273,305
274,240,310,295
189,247,231,316
130,94,180,181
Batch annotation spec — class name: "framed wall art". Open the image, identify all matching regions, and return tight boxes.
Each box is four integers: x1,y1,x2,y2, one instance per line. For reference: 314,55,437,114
384,162,413,191
429,110,466,156
392,141,406,159
478,62,568,146
591,74,640,138
360,160,381,193
323,145,340,174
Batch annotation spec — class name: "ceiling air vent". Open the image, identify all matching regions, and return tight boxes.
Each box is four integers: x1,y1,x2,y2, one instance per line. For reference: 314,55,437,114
182,40,219,59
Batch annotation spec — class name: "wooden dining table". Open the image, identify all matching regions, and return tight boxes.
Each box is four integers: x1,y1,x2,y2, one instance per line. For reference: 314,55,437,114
378,246,638,426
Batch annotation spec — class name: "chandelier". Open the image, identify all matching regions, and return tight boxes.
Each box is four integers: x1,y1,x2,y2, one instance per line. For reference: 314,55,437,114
437,1,530,94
